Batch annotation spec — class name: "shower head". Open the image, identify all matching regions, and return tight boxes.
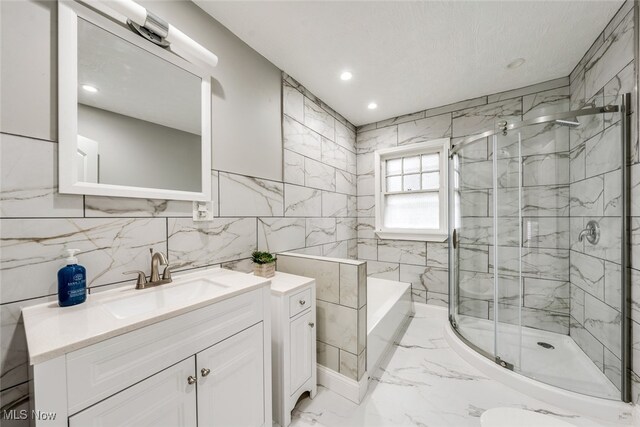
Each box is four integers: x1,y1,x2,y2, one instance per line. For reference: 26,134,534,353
554,118,580,127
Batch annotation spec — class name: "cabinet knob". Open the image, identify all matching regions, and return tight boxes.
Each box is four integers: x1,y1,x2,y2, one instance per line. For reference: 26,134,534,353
299,299,306,306
309,322,315,328
201,368,211,377
187,375,197,385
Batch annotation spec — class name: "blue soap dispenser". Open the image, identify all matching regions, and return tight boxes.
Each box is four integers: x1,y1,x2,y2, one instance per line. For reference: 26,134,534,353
58,249,87,307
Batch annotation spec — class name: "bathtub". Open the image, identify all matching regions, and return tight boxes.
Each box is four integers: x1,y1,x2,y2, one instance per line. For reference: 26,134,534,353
366,277,413,376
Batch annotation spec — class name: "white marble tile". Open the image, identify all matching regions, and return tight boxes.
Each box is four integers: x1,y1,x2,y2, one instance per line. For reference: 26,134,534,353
585,123,622,178
357,348,366,379
604,261,622,311
631,163,640,217
284,184,321,217
306,218,336,246
488,78,568,104
277,254,339,304
426,290,448,307
322,241,348,259
305,157,336,191
523,278,569,313
348,239,358,260
570,94,605,150
0,134,83,217
316,300,357,353
522,217,570,250
570,250,605,300
603,62,634,127
412,286,427,304
322,137,356,174
452,98,522,138
283,84,304,123
291,245,323,257
346,195,357,217
570,176,604,216
570,284,585,324
426,242,448,268
339,349,358,380
377,240,426,266
167,217,256,270
366,260,400,281
336,218,357,242
426,96,487,118
0,218,166,303
491,246,569,282
515,123,570,158
522,86,570,120
459,244,490,273
220,257,253,273
0,382,31,427
397,113,451,146
356,217,375,239
356,126,397,154
492,185,570,217
570,145,586,183
356,152,374,178
570,317,604,372
583,216,621,264
376,111,426,129
357,238,377,261
458,189,489,217
339,263,358,308
356,195,374,218
489,302,569,335
322,192,348,218
219,172,283,217
283,114,321,159
584,8,634,99
317,341,339,372
284,149,305,186
400,264,448,294
603,347,622,391
356,172,374,196
84,196,192,218
584,292,622,358
335,120,356,153
522,152,570,187
304,97,335,141
603,170,622,217
257,217,305,253
335,170,357,196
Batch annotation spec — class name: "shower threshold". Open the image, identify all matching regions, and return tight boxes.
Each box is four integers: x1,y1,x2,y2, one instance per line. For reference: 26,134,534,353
455,315,620,401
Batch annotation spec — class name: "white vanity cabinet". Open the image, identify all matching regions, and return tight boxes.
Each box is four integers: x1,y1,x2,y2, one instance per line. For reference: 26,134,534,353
23,268,272,427
269,272,317,427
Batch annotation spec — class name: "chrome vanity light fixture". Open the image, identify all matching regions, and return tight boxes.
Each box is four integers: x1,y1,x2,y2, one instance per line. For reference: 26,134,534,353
79,0,218,69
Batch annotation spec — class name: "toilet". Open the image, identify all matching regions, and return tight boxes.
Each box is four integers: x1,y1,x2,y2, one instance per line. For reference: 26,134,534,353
480,407,576,427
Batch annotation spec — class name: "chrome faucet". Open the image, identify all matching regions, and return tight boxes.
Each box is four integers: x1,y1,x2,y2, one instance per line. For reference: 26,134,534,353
123,248,173,290
578,220,600,245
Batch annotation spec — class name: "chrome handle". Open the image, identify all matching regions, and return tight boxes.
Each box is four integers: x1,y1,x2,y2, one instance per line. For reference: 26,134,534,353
309,322,315,328
187,375,197,385
578,220,600,245
299,299,306,306
201,368,210,377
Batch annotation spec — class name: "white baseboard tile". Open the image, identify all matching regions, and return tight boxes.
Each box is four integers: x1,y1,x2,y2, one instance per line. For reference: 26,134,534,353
316,365,369,404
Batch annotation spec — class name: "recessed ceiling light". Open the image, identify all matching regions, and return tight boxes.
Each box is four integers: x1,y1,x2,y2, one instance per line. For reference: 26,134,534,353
507,58,526,69
81,84,99,93
340,71,353,81
367,102,378,110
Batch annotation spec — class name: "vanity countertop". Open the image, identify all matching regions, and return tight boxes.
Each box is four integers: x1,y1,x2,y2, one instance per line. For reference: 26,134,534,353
257,271,314,295
22,267,270,365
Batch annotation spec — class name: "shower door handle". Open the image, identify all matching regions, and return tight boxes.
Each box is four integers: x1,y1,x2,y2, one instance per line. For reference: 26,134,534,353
452,229,458,249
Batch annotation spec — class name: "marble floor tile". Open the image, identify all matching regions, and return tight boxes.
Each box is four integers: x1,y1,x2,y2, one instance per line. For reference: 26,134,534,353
291,305,623,427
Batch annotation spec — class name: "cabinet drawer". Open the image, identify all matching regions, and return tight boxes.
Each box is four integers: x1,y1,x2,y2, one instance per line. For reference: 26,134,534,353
66,289,263,414
289,288,312,318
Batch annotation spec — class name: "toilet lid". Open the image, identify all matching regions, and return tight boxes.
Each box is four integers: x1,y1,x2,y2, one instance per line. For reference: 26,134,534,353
480,407,576,427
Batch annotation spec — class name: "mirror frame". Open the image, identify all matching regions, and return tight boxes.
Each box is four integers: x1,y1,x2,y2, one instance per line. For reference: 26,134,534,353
58,0,212,201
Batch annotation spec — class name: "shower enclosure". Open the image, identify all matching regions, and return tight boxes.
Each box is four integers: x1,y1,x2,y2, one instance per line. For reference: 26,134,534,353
448,94,631,403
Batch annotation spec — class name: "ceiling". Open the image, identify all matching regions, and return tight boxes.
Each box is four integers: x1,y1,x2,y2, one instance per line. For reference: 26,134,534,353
194,0,623,126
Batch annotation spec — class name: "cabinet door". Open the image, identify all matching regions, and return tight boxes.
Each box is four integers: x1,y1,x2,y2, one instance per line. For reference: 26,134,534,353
69,357,197,427
197,323,265,427
290,310,313,394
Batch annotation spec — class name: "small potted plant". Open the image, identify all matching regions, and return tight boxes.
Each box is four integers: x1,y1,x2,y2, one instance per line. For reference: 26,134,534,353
252,250,276,278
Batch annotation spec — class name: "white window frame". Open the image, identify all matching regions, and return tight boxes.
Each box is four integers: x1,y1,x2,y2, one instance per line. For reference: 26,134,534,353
374,138,449,242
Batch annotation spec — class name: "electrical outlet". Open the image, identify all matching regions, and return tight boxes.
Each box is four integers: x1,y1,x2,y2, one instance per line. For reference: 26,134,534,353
193,201,214,221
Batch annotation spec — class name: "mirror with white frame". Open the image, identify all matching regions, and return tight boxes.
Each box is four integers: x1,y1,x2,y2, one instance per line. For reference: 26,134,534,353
58,1,211,201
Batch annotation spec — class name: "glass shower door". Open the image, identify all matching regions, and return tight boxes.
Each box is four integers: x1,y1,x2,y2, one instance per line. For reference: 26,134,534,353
449,137,497,359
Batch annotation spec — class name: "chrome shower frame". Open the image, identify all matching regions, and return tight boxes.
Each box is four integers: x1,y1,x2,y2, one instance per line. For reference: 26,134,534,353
447,94,632,403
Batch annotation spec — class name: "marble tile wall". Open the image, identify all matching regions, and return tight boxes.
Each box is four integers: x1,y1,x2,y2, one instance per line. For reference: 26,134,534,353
568,0,636,398
355,77,574,336
0,71,358,415
276,253,367,381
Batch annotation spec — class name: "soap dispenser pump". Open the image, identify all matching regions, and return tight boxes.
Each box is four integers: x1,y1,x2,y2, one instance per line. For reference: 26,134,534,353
58,248,87,307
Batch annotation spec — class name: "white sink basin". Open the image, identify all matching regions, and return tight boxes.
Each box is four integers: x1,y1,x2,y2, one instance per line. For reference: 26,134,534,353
102,277,232,319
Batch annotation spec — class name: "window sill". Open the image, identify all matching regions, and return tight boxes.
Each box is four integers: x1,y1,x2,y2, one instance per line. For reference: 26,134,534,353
375,231,448,242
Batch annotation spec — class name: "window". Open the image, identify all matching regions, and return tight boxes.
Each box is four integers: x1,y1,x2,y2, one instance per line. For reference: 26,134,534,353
374,138,449,242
